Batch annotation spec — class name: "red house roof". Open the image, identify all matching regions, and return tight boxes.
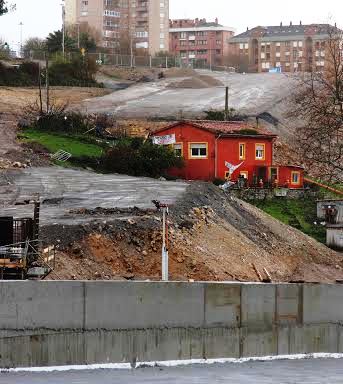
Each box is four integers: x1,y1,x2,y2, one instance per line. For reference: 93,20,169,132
150,120,277,138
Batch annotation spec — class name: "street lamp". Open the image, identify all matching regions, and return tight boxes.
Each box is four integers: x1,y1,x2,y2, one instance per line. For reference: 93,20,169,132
61,1,66,56
19,22,23,57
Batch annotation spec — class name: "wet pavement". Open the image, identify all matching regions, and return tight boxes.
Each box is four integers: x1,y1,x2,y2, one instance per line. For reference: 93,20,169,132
0,167,187,225
1,358,343,384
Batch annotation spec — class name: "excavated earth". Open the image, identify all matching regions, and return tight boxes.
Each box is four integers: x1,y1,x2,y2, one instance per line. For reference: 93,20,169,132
41,183,343,283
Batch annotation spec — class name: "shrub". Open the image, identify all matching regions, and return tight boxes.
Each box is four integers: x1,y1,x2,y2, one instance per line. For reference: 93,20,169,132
0,61,39,86
101,138,184,178
204,108,247,121
48,55,99,86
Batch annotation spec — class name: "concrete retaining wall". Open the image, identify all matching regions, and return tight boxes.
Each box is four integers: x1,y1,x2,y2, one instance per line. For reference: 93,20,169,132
0,282,343,367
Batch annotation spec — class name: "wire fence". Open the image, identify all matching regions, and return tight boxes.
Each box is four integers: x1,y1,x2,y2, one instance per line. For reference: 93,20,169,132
23,50,229,71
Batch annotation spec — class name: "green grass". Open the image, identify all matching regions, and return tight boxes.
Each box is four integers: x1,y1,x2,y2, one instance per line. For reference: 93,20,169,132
252,198,326,244
20,130,104,158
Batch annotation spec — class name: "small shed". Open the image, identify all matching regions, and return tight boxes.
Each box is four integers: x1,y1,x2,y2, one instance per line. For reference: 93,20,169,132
317,200,343,224
327,224,343,250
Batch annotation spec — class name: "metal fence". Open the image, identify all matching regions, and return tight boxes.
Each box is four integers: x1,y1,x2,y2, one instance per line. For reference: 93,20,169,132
23,50,228,71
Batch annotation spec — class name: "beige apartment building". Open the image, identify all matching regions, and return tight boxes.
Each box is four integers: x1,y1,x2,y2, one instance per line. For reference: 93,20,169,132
228,23,336,73
65,0,169,55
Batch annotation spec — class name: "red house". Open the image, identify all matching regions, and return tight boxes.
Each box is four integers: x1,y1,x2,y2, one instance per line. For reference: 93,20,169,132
151,121,304,189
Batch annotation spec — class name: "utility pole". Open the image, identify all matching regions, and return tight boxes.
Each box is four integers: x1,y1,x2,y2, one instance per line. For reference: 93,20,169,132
19,22,23,57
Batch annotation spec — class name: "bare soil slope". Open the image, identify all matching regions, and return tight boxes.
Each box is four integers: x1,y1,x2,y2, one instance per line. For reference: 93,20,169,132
45,183,342,283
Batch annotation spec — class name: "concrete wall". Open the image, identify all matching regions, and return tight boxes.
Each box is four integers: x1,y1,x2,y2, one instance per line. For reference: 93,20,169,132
0,282,343,367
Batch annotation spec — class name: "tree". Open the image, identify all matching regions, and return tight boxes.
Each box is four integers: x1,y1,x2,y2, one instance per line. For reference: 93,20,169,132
23,37,46,53
46,30,75,53
67,23,100,51
0,0,15,16
288,26,343,183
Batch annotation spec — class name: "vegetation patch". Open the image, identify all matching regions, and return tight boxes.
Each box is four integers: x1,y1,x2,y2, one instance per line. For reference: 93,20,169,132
19,129,104,158
252,197,326,244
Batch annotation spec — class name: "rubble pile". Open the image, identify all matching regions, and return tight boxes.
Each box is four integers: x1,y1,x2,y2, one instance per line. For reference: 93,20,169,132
43,182,343,283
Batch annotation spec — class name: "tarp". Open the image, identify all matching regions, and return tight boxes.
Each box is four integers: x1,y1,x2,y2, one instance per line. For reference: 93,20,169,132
152,134,176,146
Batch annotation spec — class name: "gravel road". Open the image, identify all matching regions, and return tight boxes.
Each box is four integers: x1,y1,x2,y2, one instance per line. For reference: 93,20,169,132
1,358,343,384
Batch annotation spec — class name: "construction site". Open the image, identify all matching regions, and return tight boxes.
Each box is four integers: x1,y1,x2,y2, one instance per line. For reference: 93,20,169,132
0,65,342,284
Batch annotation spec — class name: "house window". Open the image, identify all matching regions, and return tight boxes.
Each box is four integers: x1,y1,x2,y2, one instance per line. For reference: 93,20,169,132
255,144,265,160
291,171,301,185
240,171,248,179
173,143,183,157
239,143,246,160
189,143,208,159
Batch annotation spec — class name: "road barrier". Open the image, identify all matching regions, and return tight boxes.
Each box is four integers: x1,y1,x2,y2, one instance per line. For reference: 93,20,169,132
0,281,343,367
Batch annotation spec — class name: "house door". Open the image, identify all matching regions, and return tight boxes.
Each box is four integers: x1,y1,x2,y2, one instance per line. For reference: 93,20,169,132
257,166,267,182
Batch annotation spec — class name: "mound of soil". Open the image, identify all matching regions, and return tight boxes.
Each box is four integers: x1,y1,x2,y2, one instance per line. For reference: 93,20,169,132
163,68,197,78
44,182,343,283
167,75,223,89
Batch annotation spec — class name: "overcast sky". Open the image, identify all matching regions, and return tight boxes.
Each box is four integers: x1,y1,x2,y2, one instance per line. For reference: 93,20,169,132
0,0,342,49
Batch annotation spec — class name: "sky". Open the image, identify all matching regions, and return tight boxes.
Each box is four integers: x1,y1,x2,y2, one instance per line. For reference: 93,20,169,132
0,0,342,50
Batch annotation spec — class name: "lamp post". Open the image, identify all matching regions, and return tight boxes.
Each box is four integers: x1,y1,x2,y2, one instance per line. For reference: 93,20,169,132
61,1,66,57
19,22,23,57
152,200,169,281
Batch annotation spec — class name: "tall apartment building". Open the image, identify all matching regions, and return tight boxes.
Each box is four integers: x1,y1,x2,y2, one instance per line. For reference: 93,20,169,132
65,0,169,55
228,23,336,73
169,18,235,67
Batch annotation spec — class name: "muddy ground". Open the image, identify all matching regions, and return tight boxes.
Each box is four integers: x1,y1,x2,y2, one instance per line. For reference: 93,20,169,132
43,183,343,283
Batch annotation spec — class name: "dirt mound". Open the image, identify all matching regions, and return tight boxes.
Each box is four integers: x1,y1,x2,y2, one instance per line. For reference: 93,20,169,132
44,182,343,283
163,68,197,78
167,75,223,89
99,66,157,82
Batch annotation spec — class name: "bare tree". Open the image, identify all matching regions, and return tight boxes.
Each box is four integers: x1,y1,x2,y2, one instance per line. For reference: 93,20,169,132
288,26,343,183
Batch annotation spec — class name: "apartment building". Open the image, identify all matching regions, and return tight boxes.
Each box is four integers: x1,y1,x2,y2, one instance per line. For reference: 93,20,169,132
65,0,169,55
228,23,336,73
169,18,235,67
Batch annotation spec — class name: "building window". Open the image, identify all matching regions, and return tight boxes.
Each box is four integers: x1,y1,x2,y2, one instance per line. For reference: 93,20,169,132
255,143,265,160
189,143,208,159
291,171,301,185
239,171,249,180
239,143,246,160
173,143,183,157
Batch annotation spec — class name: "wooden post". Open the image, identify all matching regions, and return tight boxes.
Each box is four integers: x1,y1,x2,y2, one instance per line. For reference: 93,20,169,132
45,55,50,113
225,86,229,121
38,61,43,115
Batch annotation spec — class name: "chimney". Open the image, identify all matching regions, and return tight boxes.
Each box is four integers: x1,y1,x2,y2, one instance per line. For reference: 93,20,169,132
300,20,302,25
215,17,218,25
280,22,282,27
247,26,249,31
290,21,292,26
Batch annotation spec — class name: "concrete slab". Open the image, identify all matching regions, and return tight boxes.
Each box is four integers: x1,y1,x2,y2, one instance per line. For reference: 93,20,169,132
84,282,205,330
204,284,241,327
276,285,301,325
303,285,343,324
0,167,188,225
0,281,84,330
241,284,276,328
